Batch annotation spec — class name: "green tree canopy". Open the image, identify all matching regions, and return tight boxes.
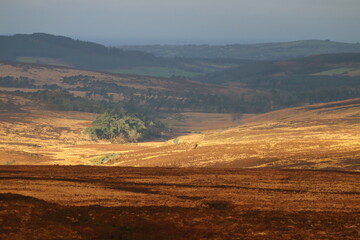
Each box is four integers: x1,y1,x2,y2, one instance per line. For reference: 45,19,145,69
85,111,163,143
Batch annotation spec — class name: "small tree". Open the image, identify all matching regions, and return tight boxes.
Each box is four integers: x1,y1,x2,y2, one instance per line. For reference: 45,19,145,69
85,111,146,143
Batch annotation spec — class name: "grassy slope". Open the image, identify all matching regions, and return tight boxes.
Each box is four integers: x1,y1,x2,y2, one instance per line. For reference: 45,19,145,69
1,84,360,170
0,91,237,165
109,98,360,171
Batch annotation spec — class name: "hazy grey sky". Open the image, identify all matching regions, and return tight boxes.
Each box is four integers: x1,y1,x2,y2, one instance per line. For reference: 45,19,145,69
0,0,359,45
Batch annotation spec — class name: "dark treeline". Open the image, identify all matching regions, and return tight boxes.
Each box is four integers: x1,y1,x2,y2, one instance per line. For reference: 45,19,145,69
0,76,36,88
0,74,268,113
121,91,270,113
28,90,123,113
62,75,137,98
0,76,61,90
3,73,360,114
61,75,269,113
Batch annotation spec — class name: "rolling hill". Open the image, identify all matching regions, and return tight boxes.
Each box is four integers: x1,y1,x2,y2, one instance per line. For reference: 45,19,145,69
197,53,360,109
0,61,269,113
0,91,239,165
200,52,360,84
0,33,158,69
108,98,360,171
0,33,248,78
120,40,360,60
0,62,244,165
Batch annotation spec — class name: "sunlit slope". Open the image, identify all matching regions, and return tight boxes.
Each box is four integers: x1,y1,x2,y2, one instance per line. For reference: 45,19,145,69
110,98,360,170
0,92,238,165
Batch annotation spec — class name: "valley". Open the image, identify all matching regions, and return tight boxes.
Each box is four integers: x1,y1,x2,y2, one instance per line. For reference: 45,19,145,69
1,86,359,170
1,33,360,240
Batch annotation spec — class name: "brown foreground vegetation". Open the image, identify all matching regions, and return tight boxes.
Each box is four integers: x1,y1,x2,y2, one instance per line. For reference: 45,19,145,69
0,166,359,239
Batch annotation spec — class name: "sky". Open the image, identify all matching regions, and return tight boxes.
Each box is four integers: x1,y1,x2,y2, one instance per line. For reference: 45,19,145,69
0,0,359,45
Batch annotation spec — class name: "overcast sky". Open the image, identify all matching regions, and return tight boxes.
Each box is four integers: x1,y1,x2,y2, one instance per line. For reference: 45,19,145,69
0,0,359,45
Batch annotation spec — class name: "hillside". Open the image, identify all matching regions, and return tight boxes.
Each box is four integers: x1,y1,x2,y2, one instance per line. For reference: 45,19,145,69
0,33,247,78
108,98,360,171
0,33,159,69
120,40,360,60
0,61,264,113
0,90,239,165
200,52,360,83
197,53,360,108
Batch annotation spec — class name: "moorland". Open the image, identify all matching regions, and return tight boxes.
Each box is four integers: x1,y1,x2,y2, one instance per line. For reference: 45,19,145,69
1,33,360,239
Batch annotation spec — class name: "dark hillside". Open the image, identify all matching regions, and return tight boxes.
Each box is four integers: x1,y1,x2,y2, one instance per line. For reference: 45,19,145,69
0,33,159,69
196,53,360,108
0,33,249,77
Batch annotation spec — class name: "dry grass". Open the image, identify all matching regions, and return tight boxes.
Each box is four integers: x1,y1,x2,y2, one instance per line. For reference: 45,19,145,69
110,98,360,170
160,111,237,137
0,166,359,239
0,92,237,165
1,91,360,170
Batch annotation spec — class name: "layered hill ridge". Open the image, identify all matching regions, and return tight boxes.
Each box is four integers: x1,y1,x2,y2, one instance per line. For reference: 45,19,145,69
121,40,360,60
109,98,360,171
0,33,158,69
0,33,250,78
199,52,360,85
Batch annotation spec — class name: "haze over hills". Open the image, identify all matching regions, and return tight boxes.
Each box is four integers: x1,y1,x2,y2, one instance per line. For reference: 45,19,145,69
0,33,248,78
120,40,360,60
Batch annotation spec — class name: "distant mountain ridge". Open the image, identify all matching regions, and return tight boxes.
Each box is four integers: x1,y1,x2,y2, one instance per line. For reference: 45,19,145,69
0,33,160,70
120,40,360,60
0,33,250,77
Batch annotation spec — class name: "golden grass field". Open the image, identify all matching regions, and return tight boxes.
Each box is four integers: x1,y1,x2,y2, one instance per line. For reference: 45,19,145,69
0,91,237,165
108,98,360,170
1,89,359,171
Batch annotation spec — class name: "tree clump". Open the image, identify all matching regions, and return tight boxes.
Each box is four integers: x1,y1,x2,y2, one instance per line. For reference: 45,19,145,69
85,111,164,143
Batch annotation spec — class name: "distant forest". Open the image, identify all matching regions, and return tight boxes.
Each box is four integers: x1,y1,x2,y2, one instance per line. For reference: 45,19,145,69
0,75,268,114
